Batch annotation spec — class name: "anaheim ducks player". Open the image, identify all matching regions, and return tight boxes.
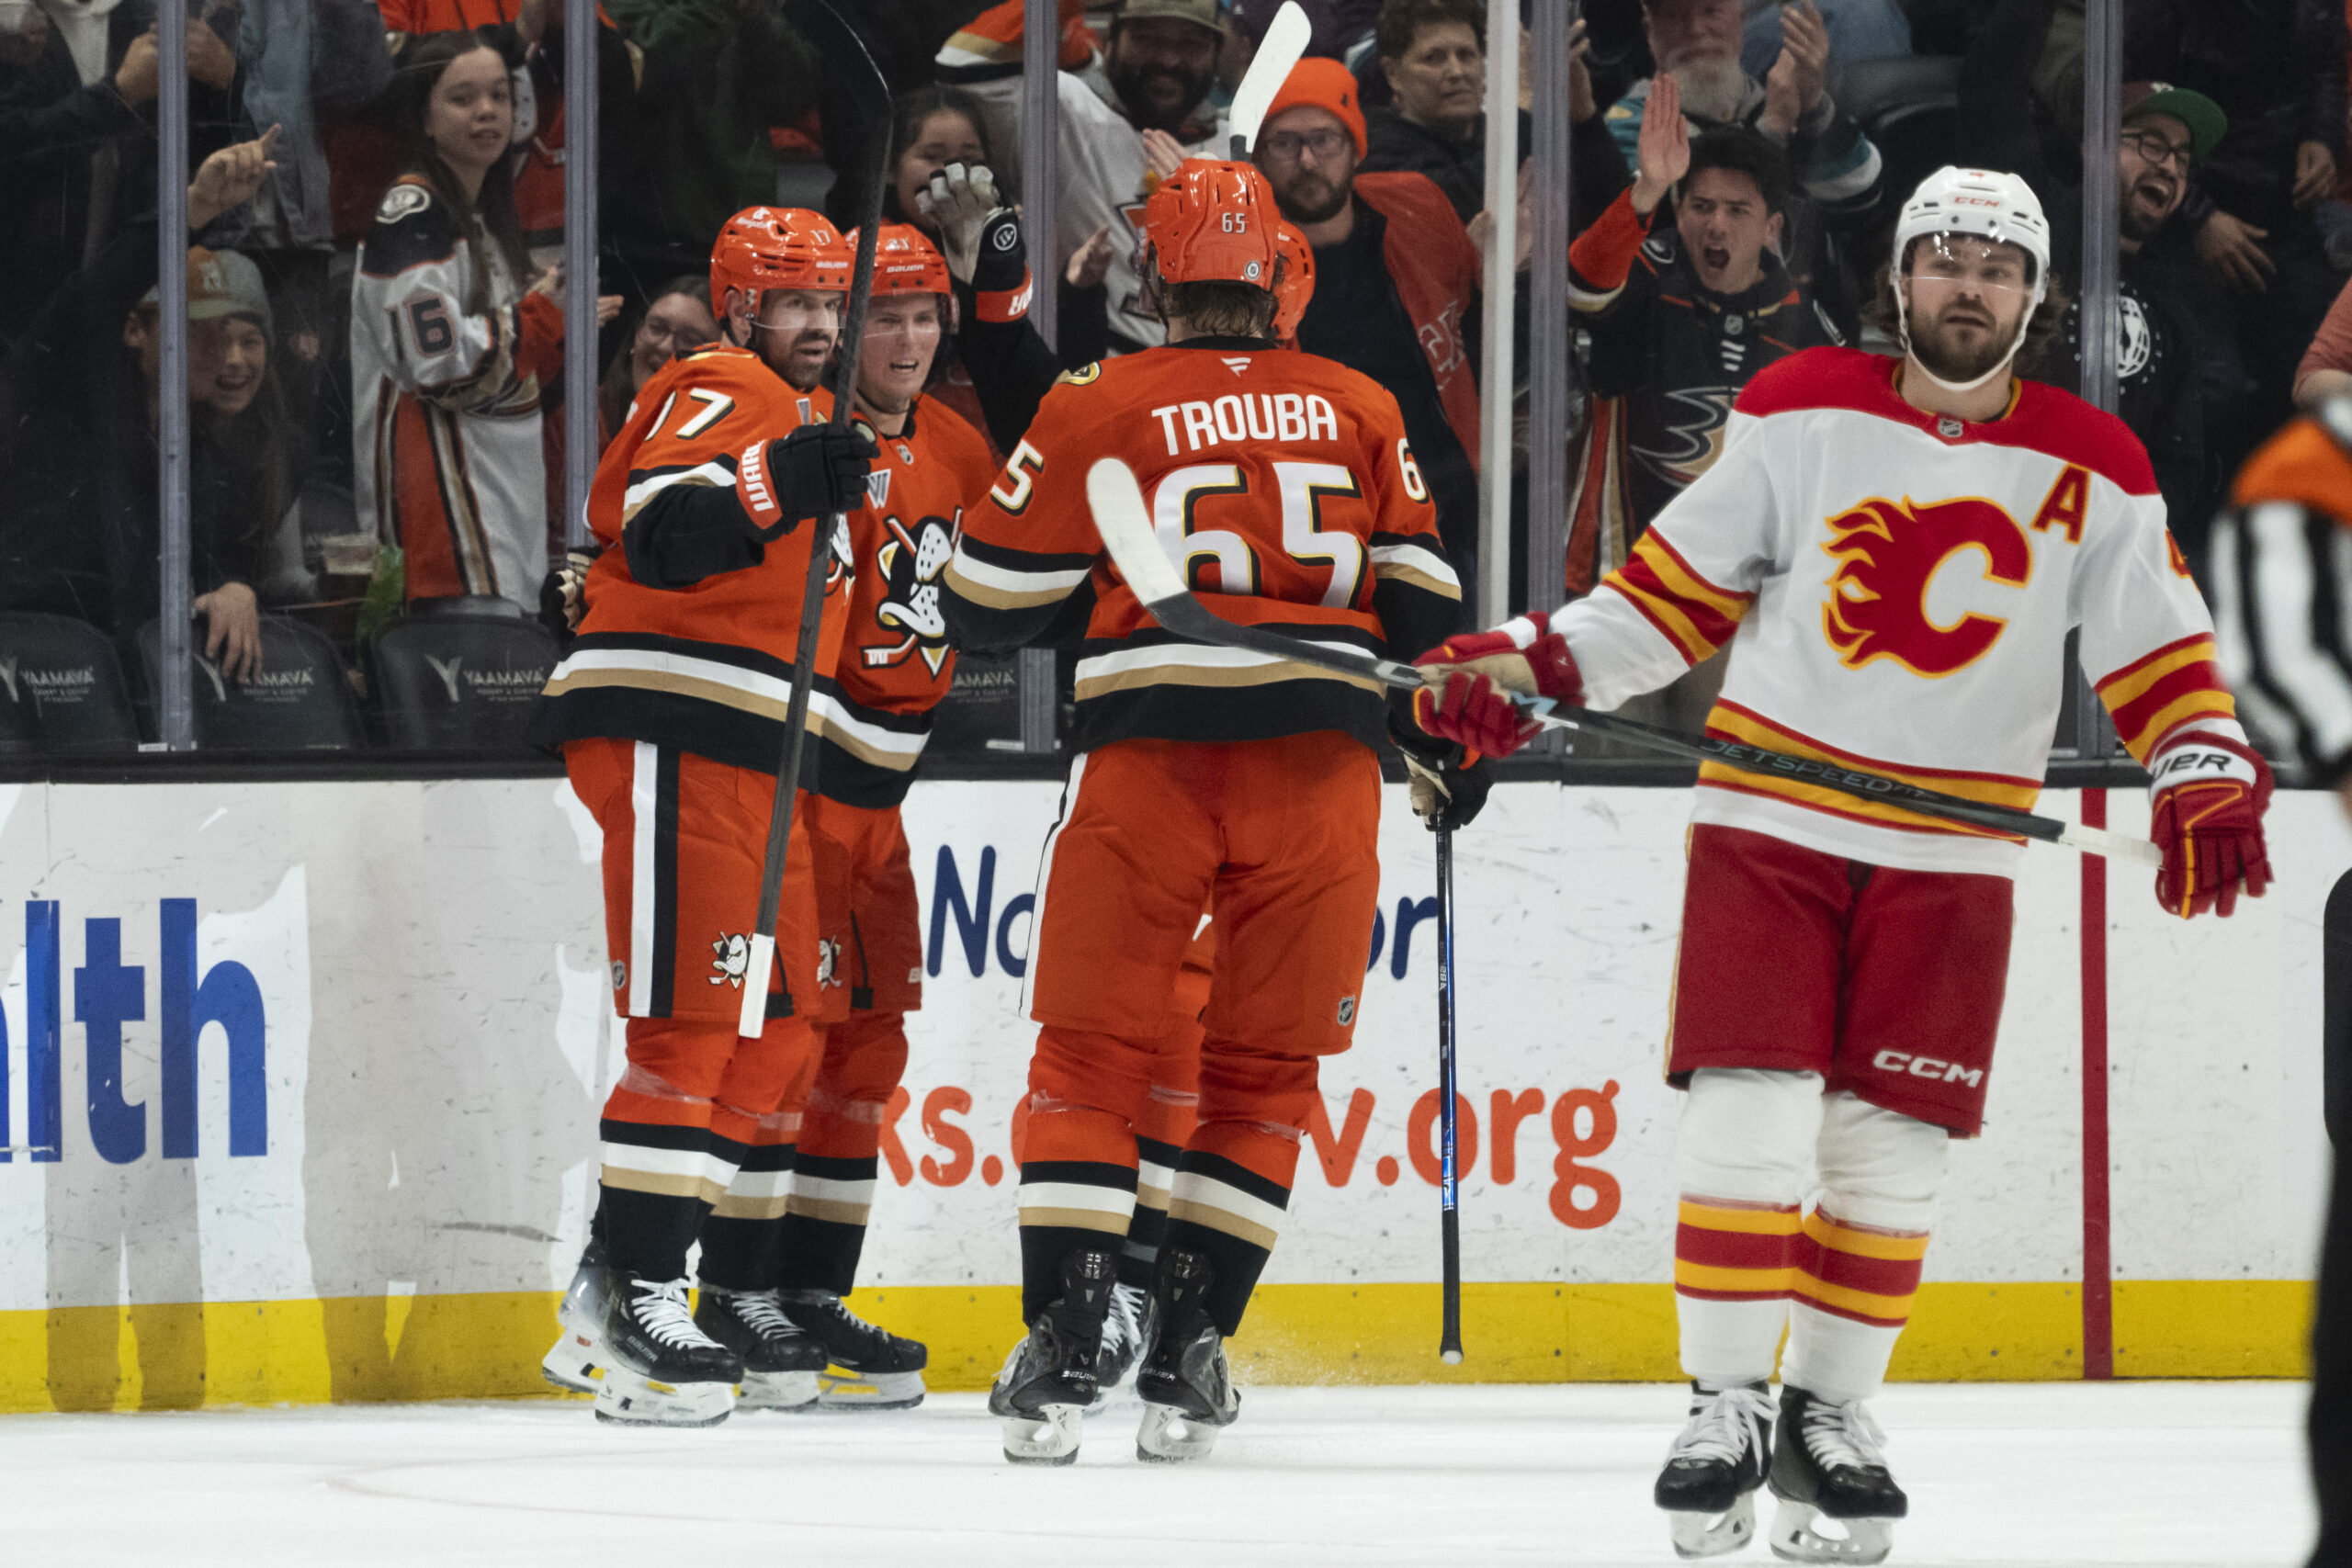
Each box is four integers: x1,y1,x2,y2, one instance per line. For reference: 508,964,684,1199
530,207,874,1426
942,159,1476,1465
772,225,999,1409
1419,168,2272,1563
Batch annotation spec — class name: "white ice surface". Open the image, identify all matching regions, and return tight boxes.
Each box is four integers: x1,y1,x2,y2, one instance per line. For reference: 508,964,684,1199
8,1382,2312,1567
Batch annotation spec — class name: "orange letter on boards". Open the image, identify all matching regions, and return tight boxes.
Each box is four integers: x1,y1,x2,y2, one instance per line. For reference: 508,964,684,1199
920,1086,975,1185
1306,1087,1376,1184
880,1085,914,1184
1549,1080,1623,1229
2030,464,2089,545
1488,1089,1545,1183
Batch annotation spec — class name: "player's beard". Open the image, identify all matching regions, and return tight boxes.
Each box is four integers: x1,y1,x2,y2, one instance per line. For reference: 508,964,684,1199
1268,164,1350,227
1907,298,2024,386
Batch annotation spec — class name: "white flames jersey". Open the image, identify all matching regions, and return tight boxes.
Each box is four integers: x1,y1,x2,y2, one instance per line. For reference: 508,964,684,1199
1550,347,2237,876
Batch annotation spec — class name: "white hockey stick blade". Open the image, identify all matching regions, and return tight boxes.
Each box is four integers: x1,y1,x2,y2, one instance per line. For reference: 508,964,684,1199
735,931,775,1039
1086,457,1422,687
2057,821,2165,868
1227,2,1312,155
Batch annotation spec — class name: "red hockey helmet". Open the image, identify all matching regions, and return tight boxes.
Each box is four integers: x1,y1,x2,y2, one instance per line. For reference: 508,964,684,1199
1272,220,1315,343
1141,159,1283,290
709,206,852,318
846,223,954,297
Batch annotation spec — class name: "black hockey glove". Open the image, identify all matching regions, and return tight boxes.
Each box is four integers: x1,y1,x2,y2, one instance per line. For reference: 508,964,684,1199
537,543,602,645
1398,740,1492,831
745,423,877,542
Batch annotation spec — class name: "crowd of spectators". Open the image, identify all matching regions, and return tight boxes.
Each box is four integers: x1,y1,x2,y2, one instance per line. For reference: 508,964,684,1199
2,0,2349,754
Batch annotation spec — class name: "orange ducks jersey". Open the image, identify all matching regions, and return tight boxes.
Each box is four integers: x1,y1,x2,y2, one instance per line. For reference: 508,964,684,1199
535,344,853,777
813,396,1000,809
940,340,1464,752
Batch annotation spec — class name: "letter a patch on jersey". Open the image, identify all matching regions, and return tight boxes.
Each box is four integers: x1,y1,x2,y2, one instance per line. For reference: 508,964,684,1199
2029,463,2090,545
1820,496,2030,677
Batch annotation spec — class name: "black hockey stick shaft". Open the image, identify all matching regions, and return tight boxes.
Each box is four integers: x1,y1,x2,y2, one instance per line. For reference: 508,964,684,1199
1436,822,1464,1365
1077,457,2159,860
740,1,892,1035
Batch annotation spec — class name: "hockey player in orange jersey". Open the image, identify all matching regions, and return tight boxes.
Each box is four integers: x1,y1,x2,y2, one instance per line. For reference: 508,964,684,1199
1418,167,2272,1562
529,207,876,1427
767,225,1000,1408
942,159,1484,1466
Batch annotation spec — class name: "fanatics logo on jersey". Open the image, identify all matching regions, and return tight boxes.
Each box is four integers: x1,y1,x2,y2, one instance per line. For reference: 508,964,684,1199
1222,355,1251,376
1821,496,2030,676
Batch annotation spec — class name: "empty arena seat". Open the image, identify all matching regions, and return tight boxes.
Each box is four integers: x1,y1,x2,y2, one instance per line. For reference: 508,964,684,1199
136,615,364,750
369,607,559,749
0,613,141,752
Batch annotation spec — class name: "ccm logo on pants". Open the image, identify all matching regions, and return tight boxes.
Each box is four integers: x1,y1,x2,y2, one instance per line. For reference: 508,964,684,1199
1871,1050,1984,1088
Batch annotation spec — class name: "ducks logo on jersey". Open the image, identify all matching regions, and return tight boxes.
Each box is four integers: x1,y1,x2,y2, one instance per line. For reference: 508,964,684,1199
863,513,956,675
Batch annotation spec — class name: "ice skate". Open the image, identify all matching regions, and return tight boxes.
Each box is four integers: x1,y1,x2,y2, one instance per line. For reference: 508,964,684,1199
1086,1281,1156,1412
694,1286,823,1410
1656,1381,1775,1558
1134,1248,1238,1463
1767,1386,1905,1564
988,1248,1115,1464
592,1276,743,1427
539,1240,615,1395
776,1288,928,1409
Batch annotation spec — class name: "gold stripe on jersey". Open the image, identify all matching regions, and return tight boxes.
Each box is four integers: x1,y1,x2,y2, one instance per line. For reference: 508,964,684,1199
1368,540,1463,597
942,552,1092,610
1698,700,2039,838
1072,640,1386,702
546,644,833,730
621,459,735,523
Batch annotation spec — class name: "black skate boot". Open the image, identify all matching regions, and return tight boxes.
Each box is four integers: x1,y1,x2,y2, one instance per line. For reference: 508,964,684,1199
1087,1281,1157,1413
1767,1385,1907,1564
989,1248,1116,1464
777,1288,928,1410
540,1237,615,1395
593,1276,744,1427
1134,1248,1239,1463
1655,1381,1775,1559
694,1286,824,1411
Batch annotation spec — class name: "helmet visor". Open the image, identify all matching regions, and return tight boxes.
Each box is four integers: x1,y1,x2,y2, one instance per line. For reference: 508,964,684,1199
1905,231,2037,299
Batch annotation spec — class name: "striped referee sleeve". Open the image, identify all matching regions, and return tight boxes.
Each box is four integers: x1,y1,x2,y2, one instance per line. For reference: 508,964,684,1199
2213,500,2352,783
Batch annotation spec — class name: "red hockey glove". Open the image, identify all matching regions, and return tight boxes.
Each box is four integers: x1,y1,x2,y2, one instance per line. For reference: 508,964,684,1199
2147,730,2274,919
1411,615,1583,760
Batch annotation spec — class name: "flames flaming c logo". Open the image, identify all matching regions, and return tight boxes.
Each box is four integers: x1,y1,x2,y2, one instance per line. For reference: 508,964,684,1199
1819,496,2031,677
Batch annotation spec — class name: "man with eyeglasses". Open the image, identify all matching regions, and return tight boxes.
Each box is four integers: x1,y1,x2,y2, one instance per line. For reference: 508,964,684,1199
1963,33,2226,581
1250,57,1486,595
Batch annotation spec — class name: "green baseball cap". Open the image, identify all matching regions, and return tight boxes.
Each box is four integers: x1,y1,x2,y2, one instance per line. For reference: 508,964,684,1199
2121,82,2226,161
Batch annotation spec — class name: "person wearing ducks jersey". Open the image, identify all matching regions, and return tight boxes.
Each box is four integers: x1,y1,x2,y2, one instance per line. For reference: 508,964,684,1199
943,158,1480,1468
767,224,999,1410
1415,167,2271,1564
530,206,875,1427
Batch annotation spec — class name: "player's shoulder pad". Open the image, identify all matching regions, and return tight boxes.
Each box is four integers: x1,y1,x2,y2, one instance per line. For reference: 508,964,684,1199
358,178,459,277
1730,345,1887,419
2000,378,2157,498
914,392,999,467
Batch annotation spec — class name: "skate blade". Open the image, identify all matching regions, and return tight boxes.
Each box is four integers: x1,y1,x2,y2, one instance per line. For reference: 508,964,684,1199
1667,1491,1758,1559
592,1366,736,1427
1136,1400,1229,1463
1768,1501,1893,1565
736,1369,820,1411
538,1332,603,1396
1001,1403,1084,1465
813,1368,925,1411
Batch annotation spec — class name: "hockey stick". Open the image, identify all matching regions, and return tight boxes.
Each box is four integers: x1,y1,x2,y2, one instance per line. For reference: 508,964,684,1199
737,0,894,1038
1435,823,1464,1365
1080,457,2164,867
1227,2,1312,159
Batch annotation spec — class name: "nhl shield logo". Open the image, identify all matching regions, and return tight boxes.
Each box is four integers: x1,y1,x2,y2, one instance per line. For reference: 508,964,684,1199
1337,996,1357,1025
610,961,626,990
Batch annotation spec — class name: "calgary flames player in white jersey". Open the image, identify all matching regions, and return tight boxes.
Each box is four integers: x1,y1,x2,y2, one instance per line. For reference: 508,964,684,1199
1419,168,2274,1563
531,208,874,1427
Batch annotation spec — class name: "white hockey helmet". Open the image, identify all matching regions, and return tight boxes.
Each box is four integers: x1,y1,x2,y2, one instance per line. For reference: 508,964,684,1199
1890,166,2052,393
